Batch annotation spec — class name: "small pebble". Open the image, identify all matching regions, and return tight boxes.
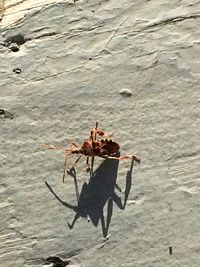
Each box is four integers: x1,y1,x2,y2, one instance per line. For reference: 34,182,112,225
13,68,21,74
8,42,20,52
119,89,132,97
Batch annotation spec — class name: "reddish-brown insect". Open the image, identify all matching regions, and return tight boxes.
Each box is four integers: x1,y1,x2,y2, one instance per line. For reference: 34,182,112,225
42,122,140,183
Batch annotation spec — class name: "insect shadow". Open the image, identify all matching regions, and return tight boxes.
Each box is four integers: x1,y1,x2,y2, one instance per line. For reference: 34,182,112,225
45,155,136,238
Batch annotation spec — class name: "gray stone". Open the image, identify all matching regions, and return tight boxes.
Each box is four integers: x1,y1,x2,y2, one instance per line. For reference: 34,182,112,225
119,89,132,97
1,0,200,267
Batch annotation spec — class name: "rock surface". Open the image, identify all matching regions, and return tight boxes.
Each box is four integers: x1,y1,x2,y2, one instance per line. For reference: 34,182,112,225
1,0,200,266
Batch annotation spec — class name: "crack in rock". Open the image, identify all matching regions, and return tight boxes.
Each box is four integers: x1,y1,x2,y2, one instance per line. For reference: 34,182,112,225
144,13,200,30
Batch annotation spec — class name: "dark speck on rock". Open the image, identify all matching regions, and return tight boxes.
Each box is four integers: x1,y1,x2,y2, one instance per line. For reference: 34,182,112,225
119,89,132,97
46,256,70,267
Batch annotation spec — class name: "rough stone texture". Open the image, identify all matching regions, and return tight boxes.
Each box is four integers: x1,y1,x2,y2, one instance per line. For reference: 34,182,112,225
0,1,4,21
1,0,200,266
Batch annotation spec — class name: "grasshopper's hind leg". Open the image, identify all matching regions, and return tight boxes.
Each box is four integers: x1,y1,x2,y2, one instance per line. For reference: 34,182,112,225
72,154,83,168
86,156,90,172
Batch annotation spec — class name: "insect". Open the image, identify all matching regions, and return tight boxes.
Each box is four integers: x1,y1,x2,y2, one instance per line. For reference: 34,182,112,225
42,122,140,183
